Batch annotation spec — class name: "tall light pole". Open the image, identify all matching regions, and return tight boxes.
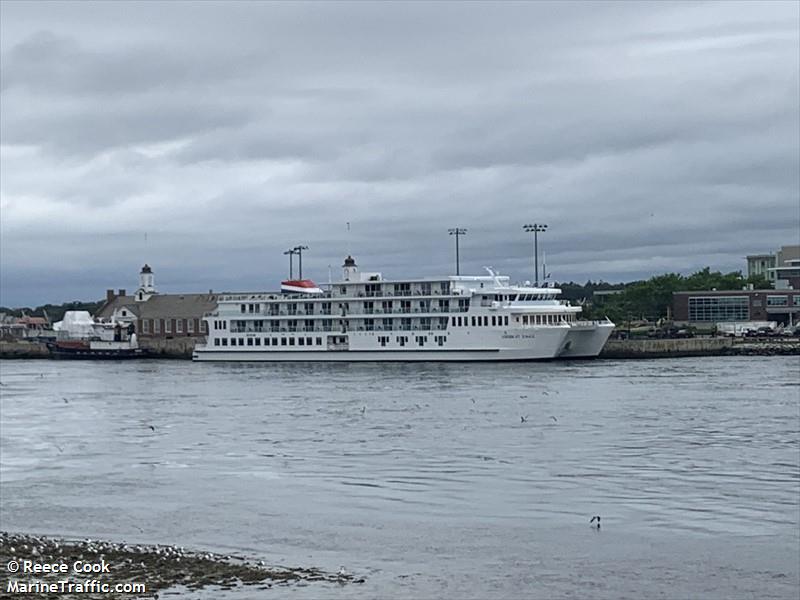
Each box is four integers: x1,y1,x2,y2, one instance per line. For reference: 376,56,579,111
293,245,309,279
523,223,548,286
448,228,467,275
283,248,297,279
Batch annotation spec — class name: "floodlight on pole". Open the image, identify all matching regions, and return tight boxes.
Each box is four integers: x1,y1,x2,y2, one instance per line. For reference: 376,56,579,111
283,248,297,279
523,223,548,286
448,228,467,275
293,245,309,279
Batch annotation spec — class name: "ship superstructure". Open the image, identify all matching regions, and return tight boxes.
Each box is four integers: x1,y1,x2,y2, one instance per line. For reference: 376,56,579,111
192,256,613,362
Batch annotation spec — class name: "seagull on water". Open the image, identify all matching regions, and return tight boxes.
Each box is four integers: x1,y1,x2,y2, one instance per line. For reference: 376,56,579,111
590,515,601,529
148,425,155,432
520,415,528,423
550,416,558,422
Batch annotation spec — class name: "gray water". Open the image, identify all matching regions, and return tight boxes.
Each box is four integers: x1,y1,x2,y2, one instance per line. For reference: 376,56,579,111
1,357,798,599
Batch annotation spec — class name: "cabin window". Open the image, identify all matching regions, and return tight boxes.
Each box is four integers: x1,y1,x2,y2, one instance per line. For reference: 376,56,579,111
281,338,287,346
289,338,295,346
299,337,305,346
272,338,278,346
241,304,246,313
491,316,496,326
306,337,312,345
504,316,509,326
452,316,457,326
247,338,253,346
255,338,261,346
471,316,476,326
214,338,220,346
221,338,228,346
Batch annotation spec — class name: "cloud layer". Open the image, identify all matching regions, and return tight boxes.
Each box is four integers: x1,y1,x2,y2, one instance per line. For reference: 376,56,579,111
1,1,798,306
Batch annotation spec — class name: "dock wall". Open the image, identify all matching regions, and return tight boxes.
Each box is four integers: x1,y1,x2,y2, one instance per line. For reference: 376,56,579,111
0,340,50,358
600,337,800,358
2,338,797,360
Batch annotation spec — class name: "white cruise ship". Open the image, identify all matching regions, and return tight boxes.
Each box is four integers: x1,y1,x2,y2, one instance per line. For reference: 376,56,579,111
192,256,613,362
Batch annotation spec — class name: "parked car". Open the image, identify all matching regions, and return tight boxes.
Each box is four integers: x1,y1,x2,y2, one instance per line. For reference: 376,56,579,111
745,326,777,338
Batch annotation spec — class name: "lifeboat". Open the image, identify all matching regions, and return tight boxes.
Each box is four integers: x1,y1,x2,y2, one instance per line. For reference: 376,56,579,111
281,279,323,294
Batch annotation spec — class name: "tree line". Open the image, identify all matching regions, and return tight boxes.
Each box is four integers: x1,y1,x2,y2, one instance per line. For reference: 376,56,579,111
557,268,772,323
0,300,105,324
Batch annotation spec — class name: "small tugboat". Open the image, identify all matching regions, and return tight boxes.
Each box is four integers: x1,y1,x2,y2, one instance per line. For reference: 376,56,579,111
46,337,149,359
48,311,150,359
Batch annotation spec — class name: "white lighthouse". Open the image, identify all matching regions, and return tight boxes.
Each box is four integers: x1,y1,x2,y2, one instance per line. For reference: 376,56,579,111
342,255,358,282
135,264,156,302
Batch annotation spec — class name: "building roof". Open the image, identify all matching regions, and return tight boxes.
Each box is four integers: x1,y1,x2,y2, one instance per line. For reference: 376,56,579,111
136,293,217,319
17,316,48,326
95,295,137,319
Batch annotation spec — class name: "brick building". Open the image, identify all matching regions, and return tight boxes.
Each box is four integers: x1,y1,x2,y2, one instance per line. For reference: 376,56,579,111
95,265,216,339
673,289,800,325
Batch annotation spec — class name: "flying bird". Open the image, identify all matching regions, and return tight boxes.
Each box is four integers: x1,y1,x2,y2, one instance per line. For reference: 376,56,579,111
550,416,558,422
520,415,528,423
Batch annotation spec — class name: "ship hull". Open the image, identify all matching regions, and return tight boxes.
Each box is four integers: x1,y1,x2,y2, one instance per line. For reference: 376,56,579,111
193,349,559,362
46,342,150,360
558,321,615,358
193,326,572,362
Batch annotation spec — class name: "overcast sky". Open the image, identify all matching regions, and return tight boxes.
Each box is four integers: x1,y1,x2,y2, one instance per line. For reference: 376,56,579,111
1,1,798,307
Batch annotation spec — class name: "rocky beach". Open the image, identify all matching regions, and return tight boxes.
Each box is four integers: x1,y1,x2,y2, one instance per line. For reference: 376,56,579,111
1,532,362,599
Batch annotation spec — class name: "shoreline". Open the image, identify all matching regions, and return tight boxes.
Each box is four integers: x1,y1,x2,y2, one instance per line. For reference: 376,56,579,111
1,338,798,360
0,531,362,599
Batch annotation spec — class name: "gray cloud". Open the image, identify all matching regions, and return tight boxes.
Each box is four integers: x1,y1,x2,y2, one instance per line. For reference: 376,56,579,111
1,0,798,307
